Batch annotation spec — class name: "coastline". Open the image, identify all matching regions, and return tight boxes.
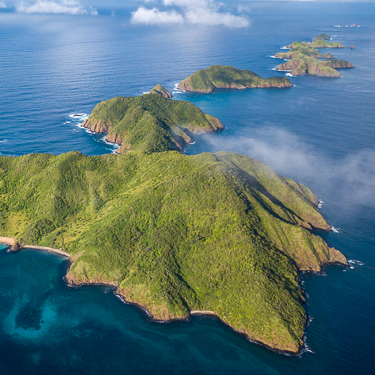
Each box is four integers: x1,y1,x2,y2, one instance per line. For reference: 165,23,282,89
0,235,342,356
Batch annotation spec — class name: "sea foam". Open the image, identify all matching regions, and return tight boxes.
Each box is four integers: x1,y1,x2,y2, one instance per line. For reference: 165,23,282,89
348,259,365,266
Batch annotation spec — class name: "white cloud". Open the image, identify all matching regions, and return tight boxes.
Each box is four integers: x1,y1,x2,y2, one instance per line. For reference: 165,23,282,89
186,8,249,27
131,0,249,28
131,6,184,25
0,1,6,8
15,0,98,15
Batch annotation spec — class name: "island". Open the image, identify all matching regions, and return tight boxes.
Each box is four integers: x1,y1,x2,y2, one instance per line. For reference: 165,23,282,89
178,65,293,93
275,35,354,77
0,93,347,355
80,93,224,153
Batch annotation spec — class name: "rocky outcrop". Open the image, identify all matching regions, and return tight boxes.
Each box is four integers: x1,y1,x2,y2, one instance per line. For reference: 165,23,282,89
149,84,172,99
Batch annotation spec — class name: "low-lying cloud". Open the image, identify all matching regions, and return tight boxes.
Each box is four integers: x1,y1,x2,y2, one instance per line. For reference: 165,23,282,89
204,127,375,208
0,1,6,8
131,0,250,28
15,0,98,15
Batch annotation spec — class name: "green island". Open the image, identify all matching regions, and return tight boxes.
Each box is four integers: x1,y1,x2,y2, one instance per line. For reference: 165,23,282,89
81,92,223,153
0,92,347,354
275,35,354,77
178,65,293,93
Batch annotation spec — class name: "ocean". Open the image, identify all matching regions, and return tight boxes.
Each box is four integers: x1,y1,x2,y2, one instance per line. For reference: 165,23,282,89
0,1,374,374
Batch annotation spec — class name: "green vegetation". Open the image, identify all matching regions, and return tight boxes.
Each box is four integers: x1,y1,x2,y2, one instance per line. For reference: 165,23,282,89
178,65,293,93
312,34,330,42
149,84,172,99
275,36,354,77
0,149,346,353
80,94,223,154
276,41,334,60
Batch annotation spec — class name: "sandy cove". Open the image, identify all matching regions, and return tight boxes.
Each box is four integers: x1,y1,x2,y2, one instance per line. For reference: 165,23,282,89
0,237,15,245
0,236,70,259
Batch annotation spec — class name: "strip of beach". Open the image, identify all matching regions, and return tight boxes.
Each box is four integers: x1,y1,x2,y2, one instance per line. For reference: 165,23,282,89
0,236,70,259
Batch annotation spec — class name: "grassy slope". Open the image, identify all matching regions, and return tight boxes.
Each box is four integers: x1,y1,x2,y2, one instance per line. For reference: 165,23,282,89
178,65,292,93
0,150,346,353
80,94,223,154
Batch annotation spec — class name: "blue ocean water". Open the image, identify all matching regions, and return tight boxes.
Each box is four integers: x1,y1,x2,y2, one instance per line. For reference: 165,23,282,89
1,1,375,374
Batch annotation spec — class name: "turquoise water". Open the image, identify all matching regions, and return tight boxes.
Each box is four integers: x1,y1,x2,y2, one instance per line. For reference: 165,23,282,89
0,1,375,374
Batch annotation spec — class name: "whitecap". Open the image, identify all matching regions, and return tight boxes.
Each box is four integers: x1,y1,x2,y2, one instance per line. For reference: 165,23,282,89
331,226,340,233
280,46,290,50
270,55,276,58
143,91,150,95
286,73,294,77
0,139,8,143
318,199,325,209
348,259,365,266
300,337,316,355
69,113,87,119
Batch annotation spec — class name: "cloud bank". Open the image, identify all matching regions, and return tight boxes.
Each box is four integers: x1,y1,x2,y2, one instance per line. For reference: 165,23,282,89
15,0,98,15
204,127,375,209
131,0,250,28
0,1,6,8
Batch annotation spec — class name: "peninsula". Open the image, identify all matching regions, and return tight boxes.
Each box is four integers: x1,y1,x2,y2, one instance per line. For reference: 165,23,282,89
0,95,347,354
275,35,354,77
178,65,293,93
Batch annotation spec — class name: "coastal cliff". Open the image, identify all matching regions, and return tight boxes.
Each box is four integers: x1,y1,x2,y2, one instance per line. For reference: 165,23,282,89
178,65,293,93
0,148,347,354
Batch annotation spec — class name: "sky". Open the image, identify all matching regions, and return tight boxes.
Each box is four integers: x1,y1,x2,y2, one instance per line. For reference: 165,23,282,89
0,0,372,28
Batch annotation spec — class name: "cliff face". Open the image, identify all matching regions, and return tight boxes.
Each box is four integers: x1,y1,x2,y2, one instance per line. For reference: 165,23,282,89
178,65,292,93
79,94,223,154
0,150,347,354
